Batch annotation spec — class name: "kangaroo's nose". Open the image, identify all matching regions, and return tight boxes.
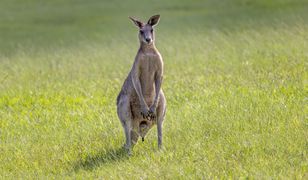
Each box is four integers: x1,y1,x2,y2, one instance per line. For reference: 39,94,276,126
145,38,151,43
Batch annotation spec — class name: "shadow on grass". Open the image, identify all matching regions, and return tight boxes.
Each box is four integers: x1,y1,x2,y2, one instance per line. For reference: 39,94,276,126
73,147,129,171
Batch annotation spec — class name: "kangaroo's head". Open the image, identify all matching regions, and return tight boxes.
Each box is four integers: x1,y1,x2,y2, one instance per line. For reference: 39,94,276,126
129,15,160,45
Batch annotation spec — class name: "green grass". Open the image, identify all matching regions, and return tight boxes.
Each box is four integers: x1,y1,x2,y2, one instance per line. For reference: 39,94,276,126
0,0,307,178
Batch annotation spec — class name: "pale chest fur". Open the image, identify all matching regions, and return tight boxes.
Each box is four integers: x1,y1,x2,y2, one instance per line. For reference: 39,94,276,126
137,52,162,103
139,52,161,76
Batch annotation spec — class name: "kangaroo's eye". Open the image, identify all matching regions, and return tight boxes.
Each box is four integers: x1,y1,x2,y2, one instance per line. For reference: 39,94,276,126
151,29,153,33
140,30,144,34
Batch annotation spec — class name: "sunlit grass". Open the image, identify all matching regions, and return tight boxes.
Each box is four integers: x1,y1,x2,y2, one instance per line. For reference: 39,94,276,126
0,0,307,178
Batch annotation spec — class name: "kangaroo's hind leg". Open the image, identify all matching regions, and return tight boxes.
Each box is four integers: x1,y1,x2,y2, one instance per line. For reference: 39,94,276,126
156,91,166,149
117,94,133,155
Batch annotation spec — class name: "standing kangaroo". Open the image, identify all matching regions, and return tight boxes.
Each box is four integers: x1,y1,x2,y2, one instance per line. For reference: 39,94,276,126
116,15,166,154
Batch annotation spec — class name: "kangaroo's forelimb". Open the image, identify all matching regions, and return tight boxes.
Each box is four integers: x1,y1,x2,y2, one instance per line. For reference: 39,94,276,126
149,71,163,119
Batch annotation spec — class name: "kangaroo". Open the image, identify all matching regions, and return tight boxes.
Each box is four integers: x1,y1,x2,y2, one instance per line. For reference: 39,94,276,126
116,15,166,154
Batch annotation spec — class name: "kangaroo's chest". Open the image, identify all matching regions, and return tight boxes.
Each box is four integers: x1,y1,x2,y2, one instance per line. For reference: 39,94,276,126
139,54,158,82
138,54,159,97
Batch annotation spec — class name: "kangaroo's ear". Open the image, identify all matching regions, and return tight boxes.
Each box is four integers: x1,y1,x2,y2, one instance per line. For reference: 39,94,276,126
129,17,144,28
147,15,160,26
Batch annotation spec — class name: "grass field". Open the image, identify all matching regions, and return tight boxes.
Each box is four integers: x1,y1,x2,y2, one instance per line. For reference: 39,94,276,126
0,0,307,178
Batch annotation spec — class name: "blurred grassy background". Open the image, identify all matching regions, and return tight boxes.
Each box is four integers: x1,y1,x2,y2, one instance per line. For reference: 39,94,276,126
1,0,307,54
0,0,307,179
